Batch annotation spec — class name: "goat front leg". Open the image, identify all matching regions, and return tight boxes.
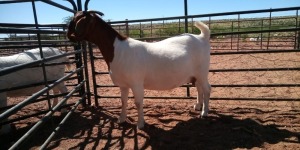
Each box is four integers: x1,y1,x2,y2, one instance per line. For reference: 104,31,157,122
131,85,145,129
118,87,129,123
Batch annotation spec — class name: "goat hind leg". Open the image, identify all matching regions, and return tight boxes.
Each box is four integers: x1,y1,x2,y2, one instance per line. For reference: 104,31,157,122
201,83,211,117
131,86,145,129
194,83,203,111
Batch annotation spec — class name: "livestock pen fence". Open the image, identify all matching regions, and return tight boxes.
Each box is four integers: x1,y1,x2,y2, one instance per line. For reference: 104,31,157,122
90,7,300,106
0,0,299,149
0,0,91,149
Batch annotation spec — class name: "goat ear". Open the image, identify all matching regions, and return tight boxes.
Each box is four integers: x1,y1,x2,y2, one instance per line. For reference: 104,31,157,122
74,16,89,37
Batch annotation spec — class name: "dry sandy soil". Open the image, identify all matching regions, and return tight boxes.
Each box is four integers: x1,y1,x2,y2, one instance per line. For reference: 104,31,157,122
1,100,299,149
1,40,300,149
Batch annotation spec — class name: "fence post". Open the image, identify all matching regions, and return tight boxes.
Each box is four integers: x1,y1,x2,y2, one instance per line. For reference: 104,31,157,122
267,9,272,50
295,9,299,49
82,42,92,105
88,43,100,106
184,0,188,33
31,0,52,110
237,14,240,51
125,19,129,36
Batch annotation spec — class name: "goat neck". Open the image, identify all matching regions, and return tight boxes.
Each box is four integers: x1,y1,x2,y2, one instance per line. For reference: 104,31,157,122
87,14,127,68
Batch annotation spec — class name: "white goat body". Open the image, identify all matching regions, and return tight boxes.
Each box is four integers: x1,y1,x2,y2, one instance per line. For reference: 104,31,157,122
0,47,68,134
110,22,211,128
111,29,210,90
250,36,261,41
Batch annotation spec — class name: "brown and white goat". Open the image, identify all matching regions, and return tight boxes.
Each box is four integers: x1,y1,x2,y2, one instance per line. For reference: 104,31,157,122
67,11,211,129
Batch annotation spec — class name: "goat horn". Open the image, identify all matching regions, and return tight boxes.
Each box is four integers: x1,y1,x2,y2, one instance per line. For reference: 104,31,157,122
87,10,104,16
65,0,77,11
84,0,90,11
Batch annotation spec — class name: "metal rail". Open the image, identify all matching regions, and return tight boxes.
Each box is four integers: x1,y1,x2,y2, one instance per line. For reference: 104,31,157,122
0,66,84,121
0,50,81,76
97,95,300,102
0,1,90,149
96,83,300,88
109,7,300,24
9,80,86,150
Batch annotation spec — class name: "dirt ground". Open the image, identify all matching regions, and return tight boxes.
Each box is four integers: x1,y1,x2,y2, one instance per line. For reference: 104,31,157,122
1,99,299,149
1,40,300,149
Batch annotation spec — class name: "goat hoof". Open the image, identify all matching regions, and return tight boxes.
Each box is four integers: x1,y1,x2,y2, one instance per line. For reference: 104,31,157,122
137,120,145,129
0,124,12,135
194,104,201,111
118,117,126,124
137,124,144,129
201,111,208,118
60,108,68,114
117,120,125,124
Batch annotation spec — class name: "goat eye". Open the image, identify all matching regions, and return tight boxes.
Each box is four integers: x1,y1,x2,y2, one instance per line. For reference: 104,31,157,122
74,17,87,35
68,21,75,30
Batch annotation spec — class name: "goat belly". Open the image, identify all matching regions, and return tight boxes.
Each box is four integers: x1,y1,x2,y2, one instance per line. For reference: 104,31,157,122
7,86,45,97
1,65,64,97
144,73,190,90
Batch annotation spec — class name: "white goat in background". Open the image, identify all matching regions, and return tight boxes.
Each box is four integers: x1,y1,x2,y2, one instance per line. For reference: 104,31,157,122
67,11,211,129
249,36,261,42
0,47,68,134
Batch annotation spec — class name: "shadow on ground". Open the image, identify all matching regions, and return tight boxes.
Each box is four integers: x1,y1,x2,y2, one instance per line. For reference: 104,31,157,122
1,106,299,149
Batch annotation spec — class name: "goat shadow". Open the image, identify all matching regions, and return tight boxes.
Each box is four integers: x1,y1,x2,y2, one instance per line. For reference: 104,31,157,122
50,107,300,149
1,106,299,149
141,111,300,149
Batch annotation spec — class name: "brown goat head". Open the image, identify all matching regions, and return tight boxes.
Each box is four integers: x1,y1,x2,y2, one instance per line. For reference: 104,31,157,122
67,11,103,42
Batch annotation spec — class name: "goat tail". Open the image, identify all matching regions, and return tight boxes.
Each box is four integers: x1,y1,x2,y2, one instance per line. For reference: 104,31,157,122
194,21,210,40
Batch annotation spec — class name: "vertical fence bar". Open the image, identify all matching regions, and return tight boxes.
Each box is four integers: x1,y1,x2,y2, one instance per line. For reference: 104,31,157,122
88,43,99,106
267,9,272,49
82,42,91,105
260,19,263,49
208,17,211,29
31,0,52,111
231,21,234,50
0,0,91,149
179,18,181,33
294,9,299,49
184,0,188,33
151,21,153,37
163,20,165,36
125,19,129,36
191,17,194,33
237,14,240,51
77,0,82,11
139,22,142,38
74,0,86,105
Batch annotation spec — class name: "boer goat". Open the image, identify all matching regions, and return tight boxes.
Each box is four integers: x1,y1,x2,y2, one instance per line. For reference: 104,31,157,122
67,11,211,129
0,47,68,134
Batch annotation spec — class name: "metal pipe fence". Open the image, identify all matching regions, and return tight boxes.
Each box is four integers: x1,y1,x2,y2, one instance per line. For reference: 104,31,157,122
90,6,300,105
0,0,89,149
1,1,300,149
